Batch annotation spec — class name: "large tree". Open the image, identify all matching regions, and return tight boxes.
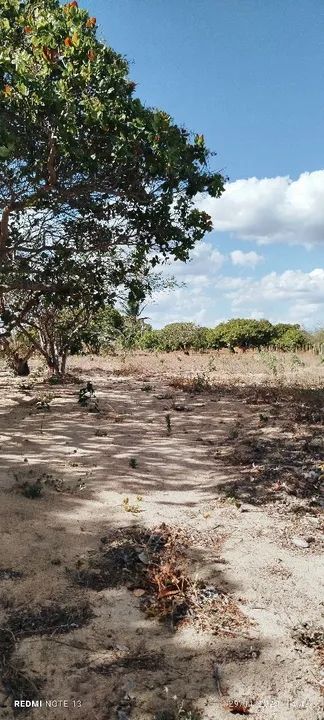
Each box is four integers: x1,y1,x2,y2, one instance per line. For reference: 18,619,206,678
0,0,225,373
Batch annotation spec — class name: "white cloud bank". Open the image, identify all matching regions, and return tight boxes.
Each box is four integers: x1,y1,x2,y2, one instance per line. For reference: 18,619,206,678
146,172,324,328
159,240,224,293
218,268,324,326
230,250,263,267
198,170,324,246
148,249,324,329
148,241,225,326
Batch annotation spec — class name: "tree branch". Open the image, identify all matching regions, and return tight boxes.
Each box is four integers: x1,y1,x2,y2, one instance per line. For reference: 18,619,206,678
0,206,11,256
47,132,58,188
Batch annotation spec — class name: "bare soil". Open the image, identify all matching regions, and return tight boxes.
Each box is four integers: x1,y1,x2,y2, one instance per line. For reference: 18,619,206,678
0,350,323,720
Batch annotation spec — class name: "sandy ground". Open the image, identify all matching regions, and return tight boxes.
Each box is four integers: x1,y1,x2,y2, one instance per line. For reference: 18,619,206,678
0,351,323,720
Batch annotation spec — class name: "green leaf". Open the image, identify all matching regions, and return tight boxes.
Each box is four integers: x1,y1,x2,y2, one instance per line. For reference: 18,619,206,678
0,145,11,158
16,82,29,96
0,18,10,31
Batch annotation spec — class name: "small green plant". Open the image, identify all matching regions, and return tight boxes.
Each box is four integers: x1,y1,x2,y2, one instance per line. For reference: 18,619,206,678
78,381,95,406
78,382,99,412
129,457,138,469
225,495,241,508
259,413,269,423
261,352,278,377
260,351,284,380
177,708,201,720
154,696,202,720
290,353,305,369
21,481,42,499
48,374,63,385
122,496,142,514
227,427,239,440
35,394,52,411
169,372,212,393
141,383,153,392
207,356,218,373
192,372,209,392
165,413,172,435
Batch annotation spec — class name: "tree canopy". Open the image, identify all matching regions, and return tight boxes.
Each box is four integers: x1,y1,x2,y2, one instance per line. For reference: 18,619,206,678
138,319,310,352
0,0,225,365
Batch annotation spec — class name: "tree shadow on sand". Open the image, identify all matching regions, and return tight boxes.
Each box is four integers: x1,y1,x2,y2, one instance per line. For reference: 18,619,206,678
0,375,323,717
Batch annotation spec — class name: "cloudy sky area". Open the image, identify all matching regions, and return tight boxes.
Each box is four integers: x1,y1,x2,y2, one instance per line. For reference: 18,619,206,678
87,0,323,328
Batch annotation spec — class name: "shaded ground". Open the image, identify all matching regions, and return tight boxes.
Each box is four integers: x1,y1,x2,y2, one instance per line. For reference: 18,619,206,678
0,350,323,720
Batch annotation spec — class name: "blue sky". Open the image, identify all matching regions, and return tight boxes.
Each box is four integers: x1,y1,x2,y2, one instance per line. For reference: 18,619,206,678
83,0,324,328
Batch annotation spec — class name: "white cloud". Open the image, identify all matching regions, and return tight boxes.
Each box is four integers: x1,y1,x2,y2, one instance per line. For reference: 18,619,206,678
230,250,263,267
148,241,225,327
168,241,225,279
144,173,324,329
222,268,324,303
218,268,324,326
147,267,324,329
159,240,225,293
197,170,324,246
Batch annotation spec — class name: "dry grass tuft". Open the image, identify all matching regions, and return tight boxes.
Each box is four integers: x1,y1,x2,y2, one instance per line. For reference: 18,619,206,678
71,524,246,634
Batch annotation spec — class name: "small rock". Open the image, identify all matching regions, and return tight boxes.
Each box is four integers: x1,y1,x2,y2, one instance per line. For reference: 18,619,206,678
309,437,323,448
133,588,146,597
292,536,309,549
117,711,131,720
116,695,133,720
115,644,130,653
303,471,318,480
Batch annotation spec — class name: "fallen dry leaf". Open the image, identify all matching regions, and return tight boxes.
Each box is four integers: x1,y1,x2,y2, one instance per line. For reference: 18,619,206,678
227,700,251,715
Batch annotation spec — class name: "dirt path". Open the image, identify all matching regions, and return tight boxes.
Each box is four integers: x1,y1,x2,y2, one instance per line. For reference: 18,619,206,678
0,360,323,719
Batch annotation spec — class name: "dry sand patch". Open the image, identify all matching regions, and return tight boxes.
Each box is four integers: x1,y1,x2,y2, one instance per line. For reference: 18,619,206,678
0,352,323,719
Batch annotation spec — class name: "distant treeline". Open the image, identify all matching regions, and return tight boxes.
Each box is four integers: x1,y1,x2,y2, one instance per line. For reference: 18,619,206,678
137,320,322,352
79,311,324,353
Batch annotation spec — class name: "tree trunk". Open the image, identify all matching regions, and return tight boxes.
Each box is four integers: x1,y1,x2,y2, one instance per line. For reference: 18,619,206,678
60,351,68,377
47,355,60,376
46,349,68,378
11,353,30,376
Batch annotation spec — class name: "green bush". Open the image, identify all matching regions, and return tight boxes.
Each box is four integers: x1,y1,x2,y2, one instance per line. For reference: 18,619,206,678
275,327,308,350
134,319,310,353
211,318,274,350
56,312,314,355
139,329,162,350
83,307,153,352
157,323,209,351
81,307,125,353
205,326,227,349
